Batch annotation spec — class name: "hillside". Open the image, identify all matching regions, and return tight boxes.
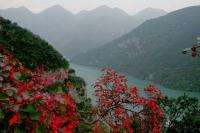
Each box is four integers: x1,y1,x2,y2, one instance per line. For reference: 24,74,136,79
72,6,200,91
0,5,166,58
0,16,68,70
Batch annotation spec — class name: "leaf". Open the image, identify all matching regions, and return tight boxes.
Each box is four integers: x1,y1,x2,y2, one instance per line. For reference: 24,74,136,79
21,103,37,113
60,106,66,112
0,109,5,119
0,57,3,62
6,90,13,96
5,66,12,71
1,72,9,78
14,128,26,133
0,76,3,81
30,111,41,120
0,93,8,99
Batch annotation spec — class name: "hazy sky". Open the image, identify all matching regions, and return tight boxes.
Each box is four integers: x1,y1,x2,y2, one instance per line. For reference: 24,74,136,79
0,0,200,15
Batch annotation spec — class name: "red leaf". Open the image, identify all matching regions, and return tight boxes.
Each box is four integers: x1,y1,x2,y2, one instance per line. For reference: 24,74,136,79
9,114,20,125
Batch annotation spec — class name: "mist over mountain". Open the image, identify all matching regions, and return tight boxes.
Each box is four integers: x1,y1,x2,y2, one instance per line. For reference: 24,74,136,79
0,5,166,58
0,7,36,29
72,6,200,91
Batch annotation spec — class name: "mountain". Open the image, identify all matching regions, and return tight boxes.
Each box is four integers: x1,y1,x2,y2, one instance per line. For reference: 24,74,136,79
35,5,76,48
60,6,132,57
133,7,166,21
45,6,166,57
0,5,166,58
72,6,200,91
79,6,130,18
0,16,68,70
0,7,36,29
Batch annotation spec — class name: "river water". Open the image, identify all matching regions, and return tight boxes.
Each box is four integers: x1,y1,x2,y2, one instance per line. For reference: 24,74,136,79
71,63,200,105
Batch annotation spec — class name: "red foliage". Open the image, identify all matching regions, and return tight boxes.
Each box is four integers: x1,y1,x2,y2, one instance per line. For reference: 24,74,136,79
0,48,79,132
9,114,20,125
0,47,166,133
94,68,165,132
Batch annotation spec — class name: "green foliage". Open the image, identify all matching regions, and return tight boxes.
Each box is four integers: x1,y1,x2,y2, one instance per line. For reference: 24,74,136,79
131,119,143,133
75,101,94,132
159,95,200,132
42,82,68,94
68,68,75,74
0,109,5,120
67,76,86,89
0,16,68,70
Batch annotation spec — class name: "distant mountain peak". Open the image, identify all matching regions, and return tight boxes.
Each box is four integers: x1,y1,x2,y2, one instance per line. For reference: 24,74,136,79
47,5,65,10
144,7,166,12
17,6,28,10
94,5,112,11
38,5,74,16
88,5,129,17
5,6,33,13
135,7,166,15
112,7,129,16
77,10,89,17
78,10,88,14
133,7,167,19
92,5,127,13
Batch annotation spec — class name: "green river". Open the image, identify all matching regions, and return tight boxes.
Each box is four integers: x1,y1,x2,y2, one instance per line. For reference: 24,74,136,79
71,63,200,105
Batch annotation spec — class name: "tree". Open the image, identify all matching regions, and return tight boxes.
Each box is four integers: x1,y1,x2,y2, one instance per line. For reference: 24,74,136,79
159,95,200,133
0,47,79,132
92,68,165,132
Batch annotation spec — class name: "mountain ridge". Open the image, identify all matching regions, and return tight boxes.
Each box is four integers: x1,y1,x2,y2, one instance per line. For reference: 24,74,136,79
37,5,74,16
0,5,167,58
72,6,200,91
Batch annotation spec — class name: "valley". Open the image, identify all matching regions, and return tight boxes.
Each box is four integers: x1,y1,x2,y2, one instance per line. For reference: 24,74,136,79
71,63,200,105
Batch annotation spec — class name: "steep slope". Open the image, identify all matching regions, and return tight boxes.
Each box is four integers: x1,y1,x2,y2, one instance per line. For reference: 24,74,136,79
0,6,166,58
72,6,200,91
0,16,68,70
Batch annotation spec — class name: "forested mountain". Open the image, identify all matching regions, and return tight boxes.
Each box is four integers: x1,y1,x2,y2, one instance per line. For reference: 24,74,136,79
0,5,166,58
72,6,200,91
0,16,68,70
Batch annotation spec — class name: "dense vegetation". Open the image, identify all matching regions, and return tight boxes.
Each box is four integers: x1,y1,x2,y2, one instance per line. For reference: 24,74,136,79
1,49,199,132
0,48,164,132
159,95,200,132
0,16,68,70
72,6,200,91
0,48,85,132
